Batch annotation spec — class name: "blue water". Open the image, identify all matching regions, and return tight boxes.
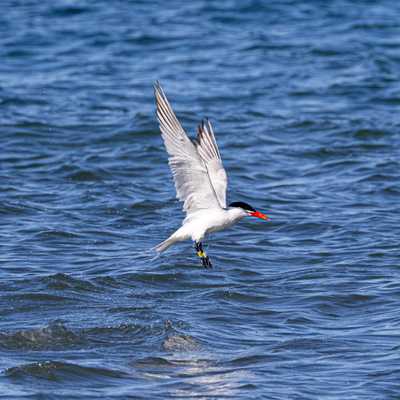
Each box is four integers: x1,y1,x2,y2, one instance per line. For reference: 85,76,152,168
1,1,400,398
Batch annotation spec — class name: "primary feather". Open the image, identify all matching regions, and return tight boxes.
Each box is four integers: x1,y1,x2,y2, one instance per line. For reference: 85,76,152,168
154,82,228,215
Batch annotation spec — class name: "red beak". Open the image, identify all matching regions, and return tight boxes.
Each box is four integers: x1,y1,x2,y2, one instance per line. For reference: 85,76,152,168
250,210,269,220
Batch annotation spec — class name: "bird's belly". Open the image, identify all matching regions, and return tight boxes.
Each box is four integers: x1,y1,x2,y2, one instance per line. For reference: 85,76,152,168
205,215,236,234
184,209,240,241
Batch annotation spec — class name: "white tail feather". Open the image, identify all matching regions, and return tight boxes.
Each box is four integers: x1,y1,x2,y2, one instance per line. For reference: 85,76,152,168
155,234,178,253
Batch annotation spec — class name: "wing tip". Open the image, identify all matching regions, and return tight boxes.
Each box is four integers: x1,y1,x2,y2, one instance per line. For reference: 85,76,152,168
196,117,221,160
154,80,165,99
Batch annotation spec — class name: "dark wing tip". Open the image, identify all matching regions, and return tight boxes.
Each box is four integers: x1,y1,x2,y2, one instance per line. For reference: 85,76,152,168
195,117,221,161
154,81,163,97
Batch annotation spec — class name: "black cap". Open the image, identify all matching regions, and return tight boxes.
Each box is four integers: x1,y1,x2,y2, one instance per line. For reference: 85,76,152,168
228,202,256,212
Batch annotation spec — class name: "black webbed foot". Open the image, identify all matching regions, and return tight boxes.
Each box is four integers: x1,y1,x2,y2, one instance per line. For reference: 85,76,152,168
195,241,213,269
202,255,212,269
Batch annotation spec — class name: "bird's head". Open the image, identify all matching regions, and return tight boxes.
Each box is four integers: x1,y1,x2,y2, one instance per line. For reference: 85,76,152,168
228,201,269,220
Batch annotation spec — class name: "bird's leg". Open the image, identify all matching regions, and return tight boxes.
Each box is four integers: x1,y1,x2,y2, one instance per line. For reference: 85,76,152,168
195,242,212,269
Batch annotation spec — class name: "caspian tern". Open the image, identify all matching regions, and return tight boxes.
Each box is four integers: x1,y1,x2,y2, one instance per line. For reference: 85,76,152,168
154,82,269,268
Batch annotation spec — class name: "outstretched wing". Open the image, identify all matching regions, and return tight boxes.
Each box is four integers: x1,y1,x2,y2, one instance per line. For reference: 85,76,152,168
193,119,227,208
154,82,226,214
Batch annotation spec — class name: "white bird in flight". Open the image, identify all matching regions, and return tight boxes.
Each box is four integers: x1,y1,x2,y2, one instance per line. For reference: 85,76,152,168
154,82,269,268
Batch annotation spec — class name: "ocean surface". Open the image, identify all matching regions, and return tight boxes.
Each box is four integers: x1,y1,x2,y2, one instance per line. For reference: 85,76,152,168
1,1,400,399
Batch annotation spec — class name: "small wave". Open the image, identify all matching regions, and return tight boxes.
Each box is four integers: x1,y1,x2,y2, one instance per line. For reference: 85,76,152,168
357,173,398,184
0,201,32,216
382,186,400,196
162,334,200,352
124,33,173,45
353,129,387,139
43,273,100,292
5,361,127,381
7,293,73,303
84,323,144,336
0,321,84,350
304,293,377,312
209,290,268,304
34,230,82,240
311,47,343,57
272,338,331,352
134,356,175,369
50,5,91,17
82,319,199,352
82,323,154,346
224,354,271,367
67,169,106,182
119,271,187,285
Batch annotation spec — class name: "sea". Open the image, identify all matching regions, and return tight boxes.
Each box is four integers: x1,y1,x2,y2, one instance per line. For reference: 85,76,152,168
1,1,400,399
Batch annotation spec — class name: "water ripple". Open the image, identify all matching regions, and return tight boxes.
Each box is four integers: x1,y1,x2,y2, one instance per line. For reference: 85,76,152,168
1,0,400,398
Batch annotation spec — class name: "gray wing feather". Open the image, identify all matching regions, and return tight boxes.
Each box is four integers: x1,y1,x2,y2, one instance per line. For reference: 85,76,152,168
154,82,225,214
193,119,227,208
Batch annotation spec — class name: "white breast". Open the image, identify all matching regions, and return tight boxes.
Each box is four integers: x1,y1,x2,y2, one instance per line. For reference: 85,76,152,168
182,207,246,242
